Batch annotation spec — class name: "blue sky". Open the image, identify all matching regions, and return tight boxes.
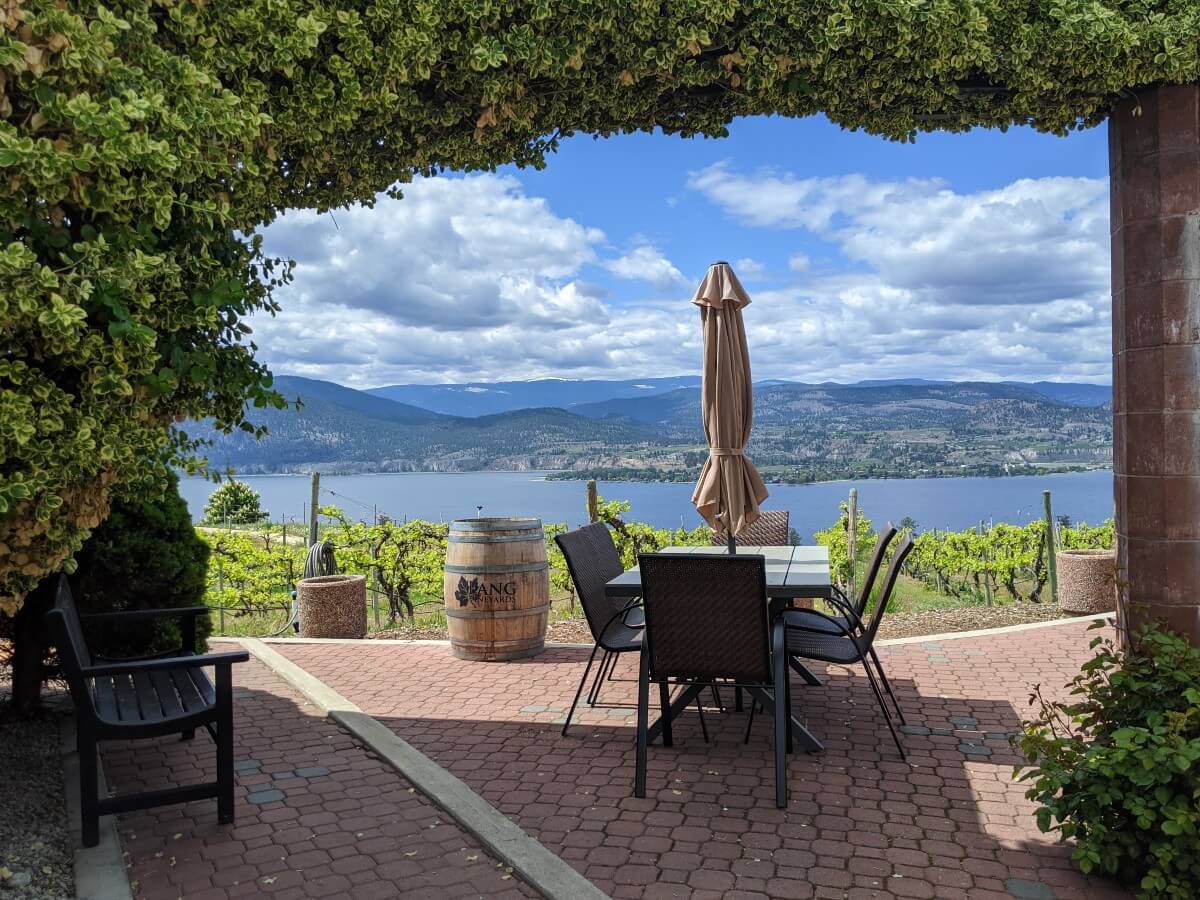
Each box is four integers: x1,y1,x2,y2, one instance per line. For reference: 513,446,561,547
255,115,1113,388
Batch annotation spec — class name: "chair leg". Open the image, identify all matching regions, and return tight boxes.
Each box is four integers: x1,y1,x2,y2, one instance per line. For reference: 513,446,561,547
78,731,100,848
869,647,906,725
861,659,906,760
772,621,789,808
710,684,724,711
695,691,709,744
634,648,649,798
562,644,601,736
180,728,195,742
734,685,744,712
743,699,757,745
658,680,674,748
587,649,611,706
216,665,236,824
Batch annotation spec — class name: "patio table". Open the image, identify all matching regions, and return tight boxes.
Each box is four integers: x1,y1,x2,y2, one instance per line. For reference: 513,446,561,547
605,545,833,752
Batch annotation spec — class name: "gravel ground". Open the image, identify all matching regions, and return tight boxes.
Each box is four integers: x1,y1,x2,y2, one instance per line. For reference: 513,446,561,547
0,665,74,900
369,603,1094,645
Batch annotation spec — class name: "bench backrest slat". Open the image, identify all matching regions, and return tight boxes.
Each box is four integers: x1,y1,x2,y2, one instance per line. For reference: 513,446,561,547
45,575,96,716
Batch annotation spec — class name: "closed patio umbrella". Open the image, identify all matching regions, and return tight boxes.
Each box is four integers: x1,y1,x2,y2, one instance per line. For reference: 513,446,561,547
690,261,769,550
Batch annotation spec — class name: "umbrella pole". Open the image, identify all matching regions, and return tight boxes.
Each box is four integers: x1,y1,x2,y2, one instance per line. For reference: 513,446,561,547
727,530,737,555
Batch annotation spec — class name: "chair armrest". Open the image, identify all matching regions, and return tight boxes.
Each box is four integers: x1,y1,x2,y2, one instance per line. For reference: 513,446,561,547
80,607,210,624
821,594,866,631
783,608,860,641
620,596,644,628
82,650,249,679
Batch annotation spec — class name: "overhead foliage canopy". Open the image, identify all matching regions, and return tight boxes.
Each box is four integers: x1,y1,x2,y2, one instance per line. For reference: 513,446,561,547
2,0,1198,610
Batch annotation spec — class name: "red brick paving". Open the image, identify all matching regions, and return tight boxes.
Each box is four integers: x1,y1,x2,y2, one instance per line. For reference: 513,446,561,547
100,648,537,900
275,620,1135,900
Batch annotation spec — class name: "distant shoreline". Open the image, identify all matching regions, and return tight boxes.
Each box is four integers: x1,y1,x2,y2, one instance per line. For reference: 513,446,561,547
183,466,1113,487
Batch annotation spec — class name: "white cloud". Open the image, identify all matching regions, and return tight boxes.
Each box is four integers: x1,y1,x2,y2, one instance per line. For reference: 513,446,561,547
251,175,703,386
732,257,767,281
246,164,1113,389
687,162,1112,384
603,243,690,291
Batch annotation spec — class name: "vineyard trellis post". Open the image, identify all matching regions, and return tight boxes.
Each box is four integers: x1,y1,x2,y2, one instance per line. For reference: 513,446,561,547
587,479,598,524
1043,490,1059,604
979,520,993,606
371,505,381,630
847,488,858,600
308,471,320,546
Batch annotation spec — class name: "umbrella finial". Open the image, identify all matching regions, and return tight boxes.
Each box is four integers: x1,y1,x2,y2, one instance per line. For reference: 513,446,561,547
710,260,729,267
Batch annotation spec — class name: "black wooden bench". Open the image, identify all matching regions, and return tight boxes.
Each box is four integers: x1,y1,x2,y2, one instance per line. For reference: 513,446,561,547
45,576,249,847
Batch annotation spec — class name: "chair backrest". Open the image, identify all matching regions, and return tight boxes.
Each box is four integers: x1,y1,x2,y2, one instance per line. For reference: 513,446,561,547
859,533,915,646
712,509,789,546
44,575,95,713
555,523,629,643
853,523,899,616
638,553,772,684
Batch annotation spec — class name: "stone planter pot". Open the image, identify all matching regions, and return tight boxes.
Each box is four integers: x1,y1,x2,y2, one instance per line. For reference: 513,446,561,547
1056,549,1117,614
298,574,367,639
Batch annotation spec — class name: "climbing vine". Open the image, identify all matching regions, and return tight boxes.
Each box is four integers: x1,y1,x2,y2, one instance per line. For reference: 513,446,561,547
3,0,1200,612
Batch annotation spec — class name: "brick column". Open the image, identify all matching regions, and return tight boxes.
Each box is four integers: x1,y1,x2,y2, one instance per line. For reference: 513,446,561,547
1111,84,1200,644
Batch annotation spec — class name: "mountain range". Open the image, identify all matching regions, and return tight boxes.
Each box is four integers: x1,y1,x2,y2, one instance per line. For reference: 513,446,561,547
194,375,1112,480
367,376,1109,417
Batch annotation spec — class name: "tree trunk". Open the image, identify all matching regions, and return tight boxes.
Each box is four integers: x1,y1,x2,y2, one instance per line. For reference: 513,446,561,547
9,576,55,716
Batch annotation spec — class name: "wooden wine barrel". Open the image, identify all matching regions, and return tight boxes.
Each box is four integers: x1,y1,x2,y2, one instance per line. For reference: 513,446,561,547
444,517,550,661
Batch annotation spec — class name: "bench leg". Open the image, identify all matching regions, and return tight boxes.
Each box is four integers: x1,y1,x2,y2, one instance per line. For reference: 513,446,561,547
78,731,100,848
215,666,235,825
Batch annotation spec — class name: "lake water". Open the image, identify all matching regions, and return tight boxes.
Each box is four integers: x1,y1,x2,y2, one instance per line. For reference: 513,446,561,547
179,469,1114,537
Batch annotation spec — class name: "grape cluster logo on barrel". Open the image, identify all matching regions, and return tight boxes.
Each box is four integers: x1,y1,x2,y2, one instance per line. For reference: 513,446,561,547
454,576,481,607
455,575,518,608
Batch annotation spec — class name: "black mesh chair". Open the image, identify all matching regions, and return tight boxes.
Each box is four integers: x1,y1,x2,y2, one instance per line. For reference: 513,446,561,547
783,533,915,758
790,523,897,636
555,523,644,736
634,553,794,808
785,524,903,720
711,509,790,547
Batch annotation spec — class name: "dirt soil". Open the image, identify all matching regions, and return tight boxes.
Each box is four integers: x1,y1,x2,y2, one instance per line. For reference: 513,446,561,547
0,666,75,900
370,604,1099,645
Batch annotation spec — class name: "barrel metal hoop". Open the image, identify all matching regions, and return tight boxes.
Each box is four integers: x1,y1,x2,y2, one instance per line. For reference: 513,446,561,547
448,532,544,544
445,604,551,620
450,517,542,531
445,561,549,575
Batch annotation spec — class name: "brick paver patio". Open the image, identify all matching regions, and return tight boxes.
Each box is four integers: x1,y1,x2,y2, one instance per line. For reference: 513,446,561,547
273,620,1133,900
101,650,536,900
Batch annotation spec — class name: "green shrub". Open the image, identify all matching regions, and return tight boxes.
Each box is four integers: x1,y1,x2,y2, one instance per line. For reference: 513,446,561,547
202,480,269,526
70,473,211,657
1016,624,1200,898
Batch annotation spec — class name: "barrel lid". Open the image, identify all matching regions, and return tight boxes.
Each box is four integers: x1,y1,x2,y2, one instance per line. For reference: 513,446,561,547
451,516,542,530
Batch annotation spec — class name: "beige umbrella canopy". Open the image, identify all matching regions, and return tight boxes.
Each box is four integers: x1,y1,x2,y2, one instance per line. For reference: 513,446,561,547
690,261,769,547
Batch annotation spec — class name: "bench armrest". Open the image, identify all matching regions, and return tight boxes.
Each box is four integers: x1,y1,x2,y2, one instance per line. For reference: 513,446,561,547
82,649,249,679
80,607,210,624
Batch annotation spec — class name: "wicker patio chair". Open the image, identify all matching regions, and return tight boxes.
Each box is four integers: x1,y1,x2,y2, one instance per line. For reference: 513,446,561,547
783,533,915,758
783,523,905,721
555,523,645,735
711,509,790,547
634,553,794,808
